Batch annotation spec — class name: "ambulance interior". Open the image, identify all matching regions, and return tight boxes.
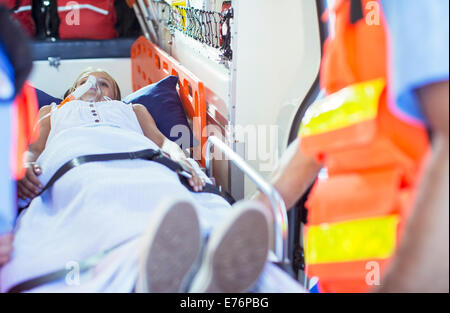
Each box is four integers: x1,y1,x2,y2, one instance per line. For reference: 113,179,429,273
23,0,326,289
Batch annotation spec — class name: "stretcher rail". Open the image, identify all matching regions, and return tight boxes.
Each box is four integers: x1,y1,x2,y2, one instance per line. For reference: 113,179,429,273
128,0,158,43
205,136,289,265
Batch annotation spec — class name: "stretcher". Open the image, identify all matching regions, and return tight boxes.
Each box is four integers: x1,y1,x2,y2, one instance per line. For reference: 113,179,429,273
130,34,290,266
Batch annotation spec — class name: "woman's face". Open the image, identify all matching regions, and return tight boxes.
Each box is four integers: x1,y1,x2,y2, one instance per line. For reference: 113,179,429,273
76,72,117,102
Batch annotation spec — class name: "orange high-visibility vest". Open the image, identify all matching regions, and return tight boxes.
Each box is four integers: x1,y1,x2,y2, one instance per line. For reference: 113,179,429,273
11,83,40,180
299,0,430,293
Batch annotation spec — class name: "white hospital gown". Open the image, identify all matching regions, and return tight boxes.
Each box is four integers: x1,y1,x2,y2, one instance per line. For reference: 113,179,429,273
0,100,305,293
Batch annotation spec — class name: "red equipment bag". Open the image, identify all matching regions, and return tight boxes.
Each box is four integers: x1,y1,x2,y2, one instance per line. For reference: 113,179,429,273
0,0,36,37
57,0,118,40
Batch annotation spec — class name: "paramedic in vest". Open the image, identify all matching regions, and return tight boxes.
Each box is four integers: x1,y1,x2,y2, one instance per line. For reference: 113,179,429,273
0,5,33,267
255,0,448,292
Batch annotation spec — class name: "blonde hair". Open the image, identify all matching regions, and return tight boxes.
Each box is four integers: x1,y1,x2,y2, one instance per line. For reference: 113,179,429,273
64,68,122,100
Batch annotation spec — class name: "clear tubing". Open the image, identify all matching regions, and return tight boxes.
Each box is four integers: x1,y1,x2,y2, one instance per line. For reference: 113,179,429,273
72,75,98,99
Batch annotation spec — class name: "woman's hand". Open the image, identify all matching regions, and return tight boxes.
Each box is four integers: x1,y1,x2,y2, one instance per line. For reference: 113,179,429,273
0,233,13,267
180,159,206,192
17,163,44,200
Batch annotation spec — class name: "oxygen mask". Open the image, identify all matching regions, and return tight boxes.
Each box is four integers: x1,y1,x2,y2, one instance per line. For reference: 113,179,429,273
58,75,101,108
76,75,101,102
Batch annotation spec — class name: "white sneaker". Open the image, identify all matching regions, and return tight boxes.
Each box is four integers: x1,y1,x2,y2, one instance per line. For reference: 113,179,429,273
189,201,271,293
135,199,202,293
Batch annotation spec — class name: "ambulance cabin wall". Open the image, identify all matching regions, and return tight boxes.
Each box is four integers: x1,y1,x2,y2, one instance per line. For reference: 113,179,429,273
230,0,322,199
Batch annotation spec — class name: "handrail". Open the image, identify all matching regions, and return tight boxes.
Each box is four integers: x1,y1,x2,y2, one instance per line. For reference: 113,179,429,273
146,0,160,24
136,0,158,43
131,2,151,42
205,136,289,264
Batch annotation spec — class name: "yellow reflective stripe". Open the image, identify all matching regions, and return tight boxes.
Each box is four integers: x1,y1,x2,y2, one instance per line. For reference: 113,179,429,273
172,1,187,30
299,79,385,137
306,215,398,265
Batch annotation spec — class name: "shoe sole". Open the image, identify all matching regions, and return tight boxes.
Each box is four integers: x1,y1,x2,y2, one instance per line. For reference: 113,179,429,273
189,201,270,293
136,199,201,293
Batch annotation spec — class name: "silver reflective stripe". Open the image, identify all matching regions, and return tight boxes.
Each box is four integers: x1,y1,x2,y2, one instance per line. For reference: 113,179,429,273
57,4,109,16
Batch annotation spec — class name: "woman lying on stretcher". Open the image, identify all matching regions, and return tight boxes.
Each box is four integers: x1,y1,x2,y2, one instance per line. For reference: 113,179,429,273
2,69,288,293
17,69,207,201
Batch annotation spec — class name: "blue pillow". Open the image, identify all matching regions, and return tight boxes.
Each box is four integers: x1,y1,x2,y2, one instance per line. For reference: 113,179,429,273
35,75,195,148
123,76,195,149
35,88,61,108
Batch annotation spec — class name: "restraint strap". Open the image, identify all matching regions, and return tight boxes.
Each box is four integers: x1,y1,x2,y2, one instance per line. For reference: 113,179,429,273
35,148,235,205
7,234,140,293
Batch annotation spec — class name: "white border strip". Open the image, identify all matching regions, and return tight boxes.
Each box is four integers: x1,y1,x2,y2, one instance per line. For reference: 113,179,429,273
14,5,32,14
58,4,109,16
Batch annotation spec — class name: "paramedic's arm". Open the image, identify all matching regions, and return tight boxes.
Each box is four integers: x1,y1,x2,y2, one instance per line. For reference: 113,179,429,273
254,137,323,212
17,105,51,200
133,104,206,191
377,81,449,292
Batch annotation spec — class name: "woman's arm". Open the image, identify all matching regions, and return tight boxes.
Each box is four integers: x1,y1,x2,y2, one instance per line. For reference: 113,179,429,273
132,104,206,191
27,105,52,162
132,104,165,148
17,105,51,200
